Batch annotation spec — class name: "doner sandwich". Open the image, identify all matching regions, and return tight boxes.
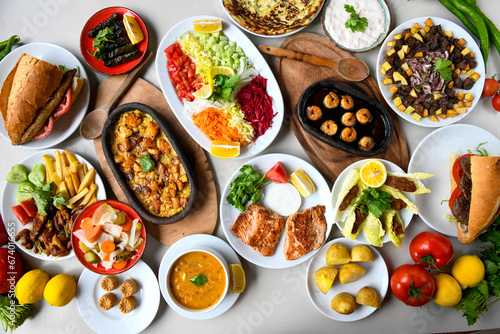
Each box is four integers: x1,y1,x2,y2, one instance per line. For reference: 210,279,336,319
0,53,83,145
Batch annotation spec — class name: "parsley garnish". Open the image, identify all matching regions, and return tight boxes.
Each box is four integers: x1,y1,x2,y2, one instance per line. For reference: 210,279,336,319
189,274,208,286
226,164,271,212
356,188,392,218
53,195,68,207
20,182,54,215
139,153,155,173
344,5,368,33
90,27,115,60
210,74,240,101
434,59,453,81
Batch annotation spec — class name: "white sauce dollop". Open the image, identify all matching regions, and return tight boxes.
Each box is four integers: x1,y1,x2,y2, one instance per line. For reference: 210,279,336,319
324,0,386,49
262,183,302,217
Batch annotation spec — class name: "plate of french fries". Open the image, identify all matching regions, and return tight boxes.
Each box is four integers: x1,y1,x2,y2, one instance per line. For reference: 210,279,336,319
1,149,106,260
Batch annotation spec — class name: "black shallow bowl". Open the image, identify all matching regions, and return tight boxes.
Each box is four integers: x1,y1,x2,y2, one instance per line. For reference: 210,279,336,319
297,80,393,157
102,102,198,225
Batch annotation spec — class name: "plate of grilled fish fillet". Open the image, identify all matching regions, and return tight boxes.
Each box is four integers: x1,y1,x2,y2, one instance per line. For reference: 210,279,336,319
220,153,333,269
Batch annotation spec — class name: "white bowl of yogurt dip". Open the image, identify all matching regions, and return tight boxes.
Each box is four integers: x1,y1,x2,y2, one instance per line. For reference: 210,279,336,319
322,0,391,52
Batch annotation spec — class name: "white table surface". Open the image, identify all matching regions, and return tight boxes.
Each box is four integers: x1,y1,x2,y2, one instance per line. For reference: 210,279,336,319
1,0,500,333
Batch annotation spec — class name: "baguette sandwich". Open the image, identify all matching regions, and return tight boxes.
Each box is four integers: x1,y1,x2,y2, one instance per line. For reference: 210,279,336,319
449,153,500,244
0,53,84,145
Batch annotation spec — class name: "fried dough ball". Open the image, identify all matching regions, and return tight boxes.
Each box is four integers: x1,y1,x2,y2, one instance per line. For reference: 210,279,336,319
356,108,371,124
120,278,139,297
321,120,338,136
99,293,118,311
358,136,374,151
341,112,356,127
101,275,119,291
119,296,137,313
306,105,322,121
341,95,354,110
340,127,357,143
323,92,339,109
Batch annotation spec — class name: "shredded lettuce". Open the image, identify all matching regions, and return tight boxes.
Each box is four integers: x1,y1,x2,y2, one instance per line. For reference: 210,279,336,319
178,33,214,81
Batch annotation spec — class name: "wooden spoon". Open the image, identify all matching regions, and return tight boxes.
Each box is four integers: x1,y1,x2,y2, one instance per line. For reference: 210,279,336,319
79,50,153,140
259,45,370,82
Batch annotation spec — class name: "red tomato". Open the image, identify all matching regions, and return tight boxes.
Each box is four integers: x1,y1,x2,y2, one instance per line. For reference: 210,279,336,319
0,214,8,247
0,248,23,293
266,162,288,183
409,231,454,270
493,95,500,111
165,43,201,102
12,205,31,226
20,198,38,218
449,186,463,212
53,88,72,118
451,153,475,186
32,115,54,141
390,264,435,307
482,78,500,97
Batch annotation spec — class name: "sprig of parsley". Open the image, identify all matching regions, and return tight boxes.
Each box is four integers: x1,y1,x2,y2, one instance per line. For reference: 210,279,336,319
356,188,392,218
189,274,208,286
20,182,54,215
139,153,155,173
344,5,368,33
434,59,453,81
90,27,114,60
226,165,271,212
210,74,240,101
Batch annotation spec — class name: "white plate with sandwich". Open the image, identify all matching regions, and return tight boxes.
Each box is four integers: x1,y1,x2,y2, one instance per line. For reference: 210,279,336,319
0,43,89,149
331,159,428,247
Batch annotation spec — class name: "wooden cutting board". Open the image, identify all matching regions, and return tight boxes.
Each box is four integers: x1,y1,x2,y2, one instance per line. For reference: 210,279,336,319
274,32,409,183
93,76,217,247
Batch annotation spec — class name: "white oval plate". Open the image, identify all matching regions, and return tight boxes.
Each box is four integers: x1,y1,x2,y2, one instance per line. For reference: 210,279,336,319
376,16,485,127
306,238,388,321
0,43,90,148
155,16,284,160
331,159,415,245
1,149,106,260
220,0,325,38
220,153,333,269
76,259,160,334
408,124,500,237
158,234,241,320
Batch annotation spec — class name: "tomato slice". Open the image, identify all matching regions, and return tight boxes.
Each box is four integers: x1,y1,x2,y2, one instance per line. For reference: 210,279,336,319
53,88,72,118
12,205,31,226
20,198,38,218
32,116,54,140
266,162,289,183
449,186,463,212
451,153,475,186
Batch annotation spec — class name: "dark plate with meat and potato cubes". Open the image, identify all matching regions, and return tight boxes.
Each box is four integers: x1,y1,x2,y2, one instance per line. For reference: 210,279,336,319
297,80,393,157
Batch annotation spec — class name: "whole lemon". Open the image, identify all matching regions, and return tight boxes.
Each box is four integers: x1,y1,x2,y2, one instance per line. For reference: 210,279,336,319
43,274,77,307
432,273,462,307
451,255,485,289
15,269,49,305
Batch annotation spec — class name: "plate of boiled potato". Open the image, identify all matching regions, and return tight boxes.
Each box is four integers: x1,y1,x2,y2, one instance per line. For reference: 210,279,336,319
306,238,388,321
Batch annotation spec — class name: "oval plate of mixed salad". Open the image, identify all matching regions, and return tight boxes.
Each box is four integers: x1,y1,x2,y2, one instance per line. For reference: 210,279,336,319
155,16,284,159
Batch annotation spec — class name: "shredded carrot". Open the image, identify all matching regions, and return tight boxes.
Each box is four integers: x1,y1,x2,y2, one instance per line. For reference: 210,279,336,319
192,107,245,145
113,260,128,269
101,240,116,254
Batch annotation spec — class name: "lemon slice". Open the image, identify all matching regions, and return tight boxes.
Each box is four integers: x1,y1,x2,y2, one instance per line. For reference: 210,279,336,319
210,66,235,79
210,140,240,159
123,15,144,45
193,83,213,99
359,159,387,188
229,264,246,294
290,169,316,197
193,19,223,33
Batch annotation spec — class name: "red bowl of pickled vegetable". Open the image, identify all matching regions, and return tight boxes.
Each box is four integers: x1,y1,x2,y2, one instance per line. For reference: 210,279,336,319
80,6,149,75
71,200,147,275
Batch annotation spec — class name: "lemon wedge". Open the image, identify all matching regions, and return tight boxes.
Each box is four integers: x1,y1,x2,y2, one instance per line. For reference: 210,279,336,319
193,19,223,33
290,169,316,197
193,83,213,99
210,140,240,159
229,264,246,294
123,15,144,45
210,66,235,79
359,160,387,188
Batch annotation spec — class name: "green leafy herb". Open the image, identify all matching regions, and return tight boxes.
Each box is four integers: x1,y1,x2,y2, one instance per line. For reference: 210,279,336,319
0,295,35,332
139,153,155,173
189,274,208,286
58,65,69,72
53,195,68,207
90,27,114,60
210,74,240,101
453,216,500,325
344,5,368,33
226,164,271,212
434,59,453,81
467,142,489,157
20,182,54,215
356,188,392,218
